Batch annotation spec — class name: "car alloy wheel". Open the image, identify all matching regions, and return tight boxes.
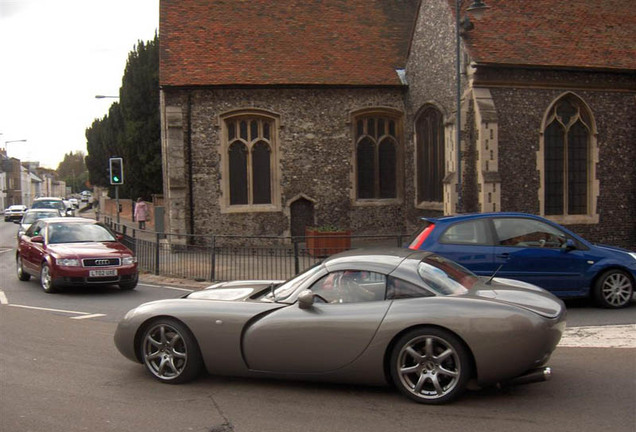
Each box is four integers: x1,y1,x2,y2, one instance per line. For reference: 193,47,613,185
390,328,470,404
594,270,634,309
141,319,203,384
16,256,31,281
40,263,57,293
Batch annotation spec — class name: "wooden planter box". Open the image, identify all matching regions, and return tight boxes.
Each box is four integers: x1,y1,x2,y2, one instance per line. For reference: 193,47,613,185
305,228,352,257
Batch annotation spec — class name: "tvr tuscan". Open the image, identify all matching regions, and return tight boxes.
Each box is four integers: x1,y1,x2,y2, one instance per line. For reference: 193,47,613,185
115,248,565,404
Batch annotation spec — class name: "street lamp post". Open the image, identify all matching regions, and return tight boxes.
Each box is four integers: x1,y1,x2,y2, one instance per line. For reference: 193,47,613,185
455,0,489,213
3,139,27,157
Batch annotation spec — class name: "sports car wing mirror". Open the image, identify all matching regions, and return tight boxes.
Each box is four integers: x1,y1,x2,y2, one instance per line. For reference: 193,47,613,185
298,290,315,309
565,239,577,251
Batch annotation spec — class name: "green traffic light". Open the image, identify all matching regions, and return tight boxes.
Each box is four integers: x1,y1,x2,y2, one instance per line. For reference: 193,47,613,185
113,176,120,182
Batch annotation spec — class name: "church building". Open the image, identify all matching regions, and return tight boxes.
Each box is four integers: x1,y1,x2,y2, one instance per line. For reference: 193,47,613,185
159,0,635,248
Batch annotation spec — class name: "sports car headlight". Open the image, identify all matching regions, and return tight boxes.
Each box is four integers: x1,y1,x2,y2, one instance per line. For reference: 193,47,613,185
628,252,636,261
58,258,81,267
122,256,137,265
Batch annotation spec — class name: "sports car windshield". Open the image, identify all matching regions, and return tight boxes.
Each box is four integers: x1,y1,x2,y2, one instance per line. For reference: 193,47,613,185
267,264,325,302
48,223,116,244
417,255,477,295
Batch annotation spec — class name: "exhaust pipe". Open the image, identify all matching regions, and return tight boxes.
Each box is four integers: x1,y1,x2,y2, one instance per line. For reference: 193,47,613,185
506,367,552,386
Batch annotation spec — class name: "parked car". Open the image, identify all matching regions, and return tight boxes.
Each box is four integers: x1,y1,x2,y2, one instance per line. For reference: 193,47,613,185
4,204,28,222
115,248,565,404
16,217,138,293
31,197,73,216
408,212,636,309
15,208,64,240
68,198,79,208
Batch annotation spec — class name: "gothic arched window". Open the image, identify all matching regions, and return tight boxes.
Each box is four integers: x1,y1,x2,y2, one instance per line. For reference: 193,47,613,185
543,96,592,216
354,112,401,200
415,106,445,203
223,113,278,211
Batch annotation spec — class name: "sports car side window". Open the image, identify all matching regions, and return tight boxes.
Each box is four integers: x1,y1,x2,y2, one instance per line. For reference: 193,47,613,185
440,220,489,245
310,271,386,304
387,276,434,299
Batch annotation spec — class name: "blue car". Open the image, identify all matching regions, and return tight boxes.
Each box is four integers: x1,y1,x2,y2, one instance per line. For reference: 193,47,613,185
408,212,636,308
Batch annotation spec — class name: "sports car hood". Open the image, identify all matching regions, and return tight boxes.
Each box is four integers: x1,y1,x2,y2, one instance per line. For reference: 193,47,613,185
471,277,565,319
186,280,284,301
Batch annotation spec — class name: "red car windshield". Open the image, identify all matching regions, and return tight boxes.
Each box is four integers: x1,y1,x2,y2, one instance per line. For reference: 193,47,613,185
47,223,116,244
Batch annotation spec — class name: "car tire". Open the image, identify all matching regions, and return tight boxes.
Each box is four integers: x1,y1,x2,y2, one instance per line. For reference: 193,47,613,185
16,256,31,281
119,278,138,290
593,269,634,309
390,327,471,404
40,263,57,293
141,319,203,384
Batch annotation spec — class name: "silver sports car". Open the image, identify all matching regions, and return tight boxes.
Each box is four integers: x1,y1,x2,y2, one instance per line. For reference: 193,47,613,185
115,248,566,404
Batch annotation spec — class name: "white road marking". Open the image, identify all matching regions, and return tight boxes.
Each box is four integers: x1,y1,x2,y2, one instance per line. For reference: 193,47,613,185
559,324,636,349
9,304,93,316
0,291,7,304
71,313,107,320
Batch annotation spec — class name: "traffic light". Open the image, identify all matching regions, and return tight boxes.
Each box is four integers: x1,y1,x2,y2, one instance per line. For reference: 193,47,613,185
109,157,124,185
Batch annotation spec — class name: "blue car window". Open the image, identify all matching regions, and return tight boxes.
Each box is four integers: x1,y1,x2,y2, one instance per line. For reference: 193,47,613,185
440,220,488,244
493,218,566,248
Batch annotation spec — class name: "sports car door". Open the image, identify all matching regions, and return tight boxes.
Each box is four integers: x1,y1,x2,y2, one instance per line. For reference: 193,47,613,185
243,271,391,374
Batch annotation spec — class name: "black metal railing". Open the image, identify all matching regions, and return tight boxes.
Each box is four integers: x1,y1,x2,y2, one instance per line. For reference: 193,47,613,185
105,219,408,282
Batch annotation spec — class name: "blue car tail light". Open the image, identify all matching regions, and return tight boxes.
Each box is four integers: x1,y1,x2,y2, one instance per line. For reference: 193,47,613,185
409,223,435,250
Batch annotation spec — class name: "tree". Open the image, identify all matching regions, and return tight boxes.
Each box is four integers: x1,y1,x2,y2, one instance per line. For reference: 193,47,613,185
56,151,88,194
85,33,161,200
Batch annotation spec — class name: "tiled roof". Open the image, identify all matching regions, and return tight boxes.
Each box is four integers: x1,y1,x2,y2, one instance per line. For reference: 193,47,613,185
160,0,419,87
459,0,636,70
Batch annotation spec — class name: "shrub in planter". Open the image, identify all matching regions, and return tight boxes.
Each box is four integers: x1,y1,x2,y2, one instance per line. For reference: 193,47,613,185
305,226,351,257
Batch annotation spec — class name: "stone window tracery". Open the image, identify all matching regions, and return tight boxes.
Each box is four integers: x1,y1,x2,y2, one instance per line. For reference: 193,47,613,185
353,111,402,201
221,111,279,212
543,97,591,216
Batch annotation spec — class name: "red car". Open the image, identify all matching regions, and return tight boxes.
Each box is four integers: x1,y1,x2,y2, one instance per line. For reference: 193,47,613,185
16,217,138,293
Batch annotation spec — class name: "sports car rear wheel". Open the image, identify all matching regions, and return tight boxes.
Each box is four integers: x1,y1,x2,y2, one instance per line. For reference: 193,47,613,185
593,270,633,309
141,319,203,384
390,328,470,404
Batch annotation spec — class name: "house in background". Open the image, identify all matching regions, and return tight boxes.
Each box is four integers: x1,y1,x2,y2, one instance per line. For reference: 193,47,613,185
159,0,635,248
0,150,24,207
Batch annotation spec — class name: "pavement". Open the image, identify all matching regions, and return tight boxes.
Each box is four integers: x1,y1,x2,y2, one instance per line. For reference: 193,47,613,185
138,272,212,291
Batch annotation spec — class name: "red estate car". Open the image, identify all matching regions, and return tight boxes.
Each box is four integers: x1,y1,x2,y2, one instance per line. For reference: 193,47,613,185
16,217,138,293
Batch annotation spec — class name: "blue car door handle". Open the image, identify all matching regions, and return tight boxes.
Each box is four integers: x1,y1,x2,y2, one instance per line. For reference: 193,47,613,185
496,253,510,260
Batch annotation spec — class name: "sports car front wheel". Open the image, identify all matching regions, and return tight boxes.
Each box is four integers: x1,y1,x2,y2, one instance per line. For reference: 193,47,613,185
390,328,471,404
141,319,203,384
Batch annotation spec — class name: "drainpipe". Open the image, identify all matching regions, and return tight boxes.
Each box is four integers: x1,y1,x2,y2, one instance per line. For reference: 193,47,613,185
187,92,194,235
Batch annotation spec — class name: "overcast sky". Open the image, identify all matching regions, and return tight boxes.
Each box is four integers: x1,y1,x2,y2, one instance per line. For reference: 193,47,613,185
0,0,159,169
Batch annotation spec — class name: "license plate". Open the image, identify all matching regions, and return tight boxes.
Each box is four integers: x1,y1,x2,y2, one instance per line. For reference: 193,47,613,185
89,269,117,277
